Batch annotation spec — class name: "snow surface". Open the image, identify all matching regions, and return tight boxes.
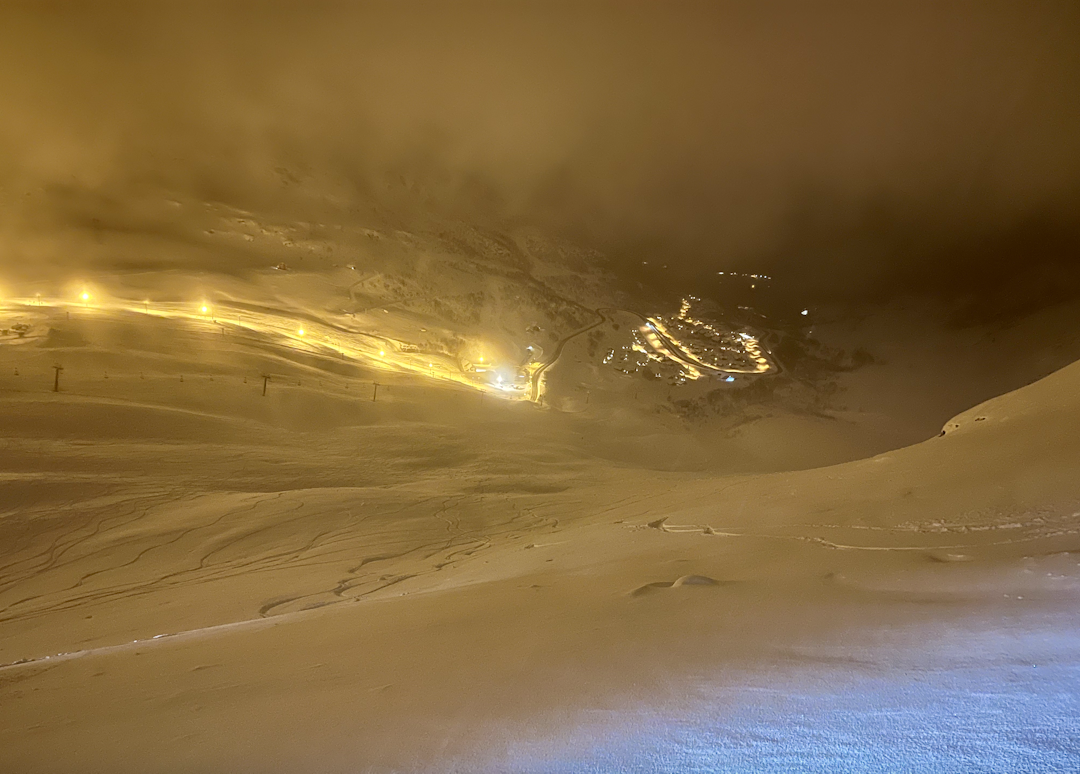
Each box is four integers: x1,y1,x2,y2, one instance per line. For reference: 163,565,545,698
1,275,1079,772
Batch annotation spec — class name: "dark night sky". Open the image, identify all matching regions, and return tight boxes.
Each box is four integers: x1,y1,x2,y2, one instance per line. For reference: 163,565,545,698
1,2,1078,308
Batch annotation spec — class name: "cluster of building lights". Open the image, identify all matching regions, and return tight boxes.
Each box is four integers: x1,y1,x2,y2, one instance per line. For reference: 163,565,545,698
632,298,774,378
716,271,771,280
641,320,703,379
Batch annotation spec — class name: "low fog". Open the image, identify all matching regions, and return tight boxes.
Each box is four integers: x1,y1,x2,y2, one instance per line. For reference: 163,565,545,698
2,2,1079,306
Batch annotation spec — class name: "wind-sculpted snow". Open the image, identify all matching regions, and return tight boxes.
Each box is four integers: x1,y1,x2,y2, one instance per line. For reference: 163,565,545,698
0,302,1078,772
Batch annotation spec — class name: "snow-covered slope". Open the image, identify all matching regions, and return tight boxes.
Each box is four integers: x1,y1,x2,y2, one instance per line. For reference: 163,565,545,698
0,298,1077,771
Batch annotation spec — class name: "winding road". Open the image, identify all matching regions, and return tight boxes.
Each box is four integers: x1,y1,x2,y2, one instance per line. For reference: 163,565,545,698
527,308,611,403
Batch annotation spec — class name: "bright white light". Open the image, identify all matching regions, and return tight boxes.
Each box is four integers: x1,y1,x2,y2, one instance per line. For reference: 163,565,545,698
297,328,305,336
801,309,809,316
379,350,385,356
201,305,208,314
81,292,90,301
